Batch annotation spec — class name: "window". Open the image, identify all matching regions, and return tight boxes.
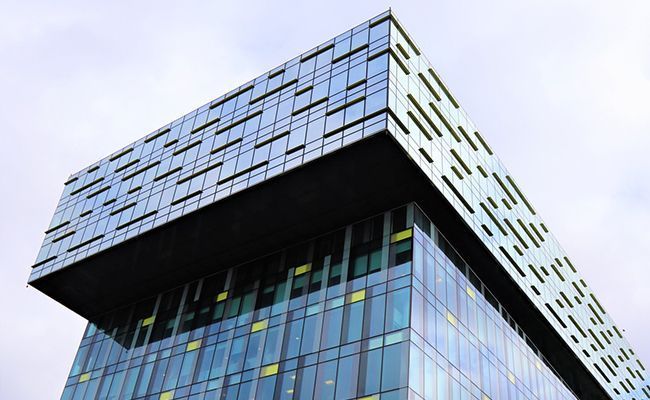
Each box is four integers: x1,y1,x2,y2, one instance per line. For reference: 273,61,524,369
385,287,410,332
381,342,408,391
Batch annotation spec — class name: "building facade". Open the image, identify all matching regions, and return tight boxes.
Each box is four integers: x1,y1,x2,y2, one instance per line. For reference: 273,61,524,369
29,10,649,400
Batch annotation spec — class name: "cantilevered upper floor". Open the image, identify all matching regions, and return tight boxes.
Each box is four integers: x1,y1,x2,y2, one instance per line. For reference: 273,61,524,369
28,10,649,400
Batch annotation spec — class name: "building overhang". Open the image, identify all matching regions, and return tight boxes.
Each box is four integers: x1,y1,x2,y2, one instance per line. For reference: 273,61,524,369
31,131,609,399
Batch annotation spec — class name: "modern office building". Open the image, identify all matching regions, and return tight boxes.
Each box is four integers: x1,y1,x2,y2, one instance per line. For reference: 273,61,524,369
29,10,648,400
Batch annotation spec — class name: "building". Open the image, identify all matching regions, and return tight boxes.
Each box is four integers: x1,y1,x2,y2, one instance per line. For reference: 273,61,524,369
29,10,649,400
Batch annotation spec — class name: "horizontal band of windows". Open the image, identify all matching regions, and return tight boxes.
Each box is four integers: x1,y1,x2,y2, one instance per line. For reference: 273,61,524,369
144,128,170,143
499,246,526,278
450,149,472,175
326,95,365,116
250,79,298,104
191,117,220,134
545,303,568,329
451,165,462,180
407,94,439,137
173,140,202,156
389,48,410,75
492,173,518,205
116,211,158,230
387,108,409,134
122,161,161,181
346,78,367,91
407,111,432,141
332,44,369,64
369,14,390,28
391,17,421,55
506,175,537,215
457,125,479,151
286,144,305,155
86,185,111,199
429,101,461,142
441,175,474,214
292,97,329,116
479,202,507,235
217,161,269,185
210,85,254,110
268,68,284,79
211,138,243,154
51,230,76,243
295,85,313,96
473,130,493,155
64,177,78,186
395,42,410,59
518,219,540,248
323,107,388,138
109,202,137,216
164,139,178,148
300,43,334,63
504,218,528,249
31,255,57,269
153,166,182,182
114,158,140,173
176,162,223,185
417,72,442,102
418,147,433,163
528,264,545,284
67,234,104,252
170,191,202,206
69,177,104,196
367,48,389,63
215,110,263,135
44,221,70,235
254,131,289,148
428,67,459,109
108,147,133,162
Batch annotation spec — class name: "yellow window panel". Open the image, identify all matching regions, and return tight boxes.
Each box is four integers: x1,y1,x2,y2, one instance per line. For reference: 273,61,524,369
535,361,542,370
358,395,380,400
507,371,516,384
142,315,155,327
78,372,91,383
446,311,457,327
186,339,202,352
160,391,174,400
260,363,279,377
295,263,311,276
251,319,268,333
348,289,366,304
216,291,228,302
390,228,412,243
466,286,476,300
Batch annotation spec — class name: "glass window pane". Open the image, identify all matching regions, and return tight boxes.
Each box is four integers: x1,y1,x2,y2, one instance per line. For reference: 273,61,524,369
335,354,359,399
314,360,337,400
385,287,410,332
358,349,381,396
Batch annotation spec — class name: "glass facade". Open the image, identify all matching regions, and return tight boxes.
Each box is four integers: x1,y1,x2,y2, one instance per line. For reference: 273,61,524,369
61,204,576,400
30,12,392,281
29,10,650,400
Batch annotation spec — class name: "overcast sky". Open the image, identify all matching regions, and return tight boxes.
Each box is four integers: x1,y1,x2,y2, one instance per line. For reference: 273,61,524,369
1,0,648,398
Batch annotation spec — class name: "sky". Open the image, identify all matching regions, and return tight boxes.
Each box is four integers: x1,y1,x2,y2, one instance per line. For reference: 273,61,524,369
1,0,648,398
